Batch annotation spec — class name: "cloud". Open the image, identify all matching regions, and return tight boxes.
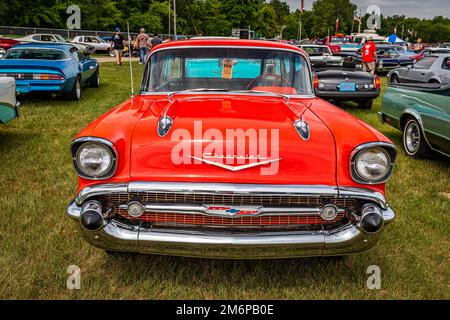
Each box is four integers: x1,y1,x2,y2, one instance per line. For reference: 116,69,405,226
281,0,450,19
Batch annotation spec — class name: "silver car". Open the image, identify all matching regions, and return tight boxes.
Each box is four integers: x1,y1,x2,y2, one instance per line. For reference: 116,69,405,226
388,54,450,84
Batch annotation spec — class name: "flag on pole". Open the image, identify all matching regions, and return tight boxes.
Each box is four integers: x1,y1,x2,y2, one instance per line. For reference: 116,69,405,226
394,25,397,34
300,0,304,14
335,18,339,35
353,14,361,24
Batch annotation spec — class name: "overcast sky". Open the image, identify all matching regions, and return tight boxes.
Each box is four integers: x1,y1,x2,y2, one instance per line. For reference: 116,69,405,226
282,0,450,19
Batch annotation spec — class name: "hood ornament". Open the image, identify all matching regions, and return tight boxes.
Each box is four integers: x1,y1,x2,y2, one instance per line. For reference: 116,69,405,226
157,116,173,137
294,118,310,141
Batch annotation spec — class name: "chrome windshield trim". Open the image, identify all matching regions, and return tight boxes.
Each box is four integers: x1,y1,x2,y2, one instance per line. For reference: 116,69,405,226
74,182,389,208
139,92,317,99
149,45,305,57
142,45,315,97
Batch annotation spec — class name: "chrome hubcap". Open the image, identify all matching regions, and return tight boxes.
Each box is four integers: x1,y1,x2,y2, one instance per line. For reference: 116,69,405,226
405,122,420,153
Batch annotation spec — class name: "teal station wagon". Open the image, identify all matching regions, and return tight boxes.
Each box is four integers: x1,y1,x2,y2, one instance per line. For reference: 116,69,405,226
381,83,450,158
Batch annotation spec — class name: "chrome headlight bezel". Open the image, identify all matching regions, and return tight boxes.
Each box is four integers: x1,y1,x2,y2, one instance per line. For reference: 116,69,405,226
350,142,397,184
71,137,118,180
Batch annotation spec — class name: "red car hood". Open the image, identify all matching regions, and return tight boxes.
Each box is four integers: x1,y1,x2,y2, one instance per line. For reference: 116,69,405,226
129,95,337,185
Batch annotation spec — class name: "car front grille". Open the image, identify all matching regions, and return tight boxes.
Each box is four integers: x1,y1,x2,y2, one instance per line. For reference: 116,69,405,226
105,192,358,208
102,192,358,232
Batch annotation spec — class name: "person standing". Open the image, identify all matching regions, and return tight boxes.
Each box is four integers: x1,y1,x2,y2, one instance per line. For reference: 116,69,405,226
150,32,163,48
110,27,126,66
361,36,378,74
136,28,150,64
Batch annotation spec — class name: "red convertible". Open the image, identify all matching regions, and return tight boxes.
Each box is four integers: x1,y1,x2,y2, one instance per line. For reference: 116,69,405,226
67,39,397,258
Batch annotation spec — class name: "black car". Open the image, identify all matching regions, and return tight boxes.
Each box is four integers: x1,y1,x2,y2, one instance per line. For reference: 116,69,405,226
312,59,381,109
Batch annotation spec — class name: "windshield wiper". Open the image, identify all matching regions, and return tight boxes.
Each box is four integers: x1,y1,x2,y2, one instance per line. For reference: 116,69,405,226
168,88,230,99
168,89,289,100
233,90,290,100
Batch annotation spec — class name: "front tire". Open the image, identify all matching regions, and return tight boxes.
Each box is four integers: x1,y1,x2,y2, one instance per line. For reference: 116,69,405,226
403,118,432,158
67,77,81,101
108,48,115,57
358,99,373,109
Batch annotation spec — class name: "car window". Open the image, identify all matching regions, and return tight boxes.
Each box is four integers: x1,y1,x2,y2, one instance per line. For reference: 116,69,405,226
54,35,66,42
414,56,437,69
184,58,261,79
330,37,352,44
302,46,331,56
442,58,450,70
3,48,68,60
32,35,40,41
41,35,57,42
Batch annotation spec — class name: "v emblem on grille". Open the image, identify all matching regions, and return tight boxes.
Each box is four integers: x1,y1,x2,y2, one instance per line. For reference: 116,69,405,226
187,156,282,172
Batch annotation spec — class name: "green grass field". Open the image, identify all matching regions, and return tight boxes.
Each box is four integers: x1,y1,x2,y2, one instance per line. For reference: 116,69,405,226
0,63,448,299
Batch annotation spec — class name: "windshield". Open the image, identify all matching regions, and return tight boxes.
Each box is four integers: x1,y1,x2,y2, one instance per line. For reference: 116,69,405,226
55,34,66,42
330,37,352,44
302,46,331,56
142,47,312,96
3,48,68,60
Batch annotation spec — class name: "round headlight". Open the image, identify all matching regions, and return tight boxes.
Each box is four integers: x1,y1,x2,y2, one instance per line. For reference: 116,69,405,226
354,147,390,182
76,142,113,178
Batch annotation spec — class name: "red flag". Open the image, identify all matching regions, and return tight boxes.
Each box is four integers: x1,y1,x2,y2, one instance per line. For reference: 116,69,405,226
335,18,339,35
300,0,304,14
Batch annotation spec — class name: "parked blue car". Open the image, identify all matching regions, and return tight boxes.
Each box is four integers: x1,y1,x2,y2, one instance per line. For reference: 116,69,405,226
0,43,99,100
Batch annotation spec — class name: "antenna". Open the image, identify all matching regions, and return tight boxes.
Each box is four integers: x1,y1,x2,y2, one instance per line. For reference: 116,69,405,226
127,21,135,98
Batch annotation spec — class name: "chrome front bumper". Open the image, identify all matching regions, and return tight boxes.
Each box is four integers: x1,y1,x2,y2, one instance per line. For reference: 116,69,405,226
67,182,395,259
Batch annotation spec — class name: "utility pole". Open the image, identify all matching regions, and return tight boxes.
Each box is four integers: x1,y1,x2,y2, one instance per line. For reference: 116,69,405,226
173,0,177,40
168,0,171,39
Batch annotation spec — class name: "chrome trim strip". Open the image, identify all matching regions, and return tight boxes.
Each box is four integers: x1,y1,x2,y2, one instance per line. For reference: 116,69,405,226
338,187,388,209
117,202,339,217
128,182,338,196
72,182,389,209
75,183,128,205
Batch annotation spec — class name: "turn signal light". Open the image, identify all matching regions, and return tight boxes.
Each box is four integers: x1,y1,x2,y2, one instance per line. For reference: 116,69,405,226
313,74,319,89
32,73,64,80
374,76,381,89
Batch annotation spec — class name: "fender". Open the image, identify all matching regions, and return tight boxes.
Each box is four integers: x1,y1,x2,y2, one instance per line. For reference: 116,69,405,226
400,108,434,150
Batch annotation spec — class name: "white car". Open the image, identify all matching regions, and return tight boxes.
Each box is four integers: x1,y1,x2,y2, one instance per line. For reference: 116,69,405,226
71,36,113,56
15,33,67,43
15,33,96,54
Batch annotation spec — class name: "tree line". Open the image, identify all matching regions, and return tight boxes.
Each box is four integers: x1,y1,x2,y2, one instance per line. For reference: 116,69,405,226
0,0,449,42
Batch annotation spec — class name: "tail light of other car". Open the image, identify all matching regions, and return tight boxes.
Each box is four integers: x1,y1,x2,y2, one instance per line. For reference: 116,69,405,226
374,76,381,89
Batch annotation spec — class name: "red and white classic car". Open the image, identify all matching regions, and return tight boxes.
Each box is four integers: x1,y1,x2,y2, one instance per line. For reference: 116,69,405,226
67,39,397,258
